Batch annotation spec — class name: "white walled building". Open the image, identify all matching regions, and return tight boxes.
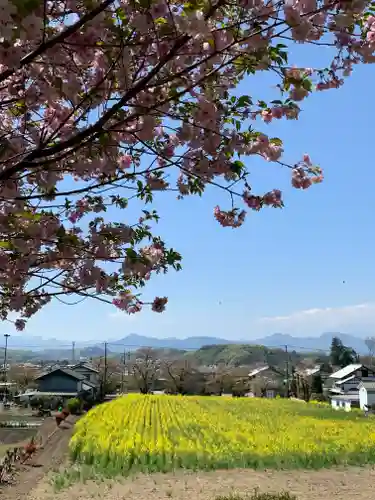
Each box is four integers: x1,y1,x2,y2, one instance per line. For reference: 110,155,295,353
359,380,375,410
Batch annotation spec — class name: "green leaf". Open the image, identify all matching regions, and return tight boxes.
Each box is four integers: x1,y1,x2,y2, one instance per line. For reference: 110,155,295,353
15,211,42,221
155,16,167,24
237,95,252,107
302,79,312,91
270,138,283,146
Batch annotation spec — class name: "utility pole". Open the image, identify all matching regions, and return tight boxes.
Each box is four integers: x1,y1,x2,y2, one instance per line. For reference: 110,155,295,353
72,341,76,365
3,334,10,403
284,344,289,398
121,349,126,393
102,342,108,400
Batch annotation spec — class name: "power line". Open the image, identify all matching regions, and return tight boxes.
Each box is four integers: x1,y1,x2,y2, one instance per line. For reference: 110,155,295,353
0,340,333,355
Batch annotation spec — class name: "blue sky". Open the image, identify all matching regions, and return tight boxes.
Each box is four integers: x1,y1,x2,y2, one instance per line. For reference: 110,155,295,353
3,41,375,345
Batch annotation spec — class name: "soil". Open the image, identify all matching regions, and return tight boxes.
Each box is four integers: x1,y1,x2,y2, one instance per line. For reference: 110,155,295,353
0,416,77,500
26,466,375,500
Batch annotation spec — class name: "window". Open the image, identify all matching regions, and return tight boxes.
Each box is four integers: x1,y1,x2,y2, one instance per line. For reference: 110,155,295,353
362,369,369,378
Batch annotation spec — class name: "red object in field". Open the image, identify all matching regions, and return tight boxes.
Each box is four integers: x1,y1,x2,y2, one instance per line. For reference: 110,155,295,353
56,410,69,426
23,439,37,459
55,413,64,426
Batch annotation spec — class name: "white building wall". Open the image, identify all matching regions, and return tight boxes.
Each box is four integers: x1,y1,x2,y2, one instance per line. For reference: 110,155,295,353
331,398,353,411
359,387,368,410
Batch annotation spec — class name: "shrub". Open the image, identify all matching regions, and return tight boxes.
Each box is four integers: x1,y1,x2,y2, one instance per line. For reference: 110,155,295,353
67,398,81,415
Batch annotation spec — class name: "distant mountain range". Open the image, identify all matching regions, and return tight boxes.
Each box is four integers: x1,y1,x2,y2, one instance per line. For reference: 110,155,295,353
3,332,372,355
103,332,371,355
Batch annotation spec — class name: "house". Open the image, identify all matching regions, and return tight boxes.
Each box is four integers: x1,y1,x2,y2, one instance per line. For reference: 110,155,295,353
70,362,100,385
35,367,97,398
296,365,321,377
331,393,359,412
359,380,375,410
248,365,285,398
326,364,375,395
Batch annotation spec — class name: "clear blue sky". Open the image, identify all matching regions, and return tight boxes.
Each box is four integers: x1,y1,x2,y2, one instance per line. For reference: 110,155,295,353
3,42,375,345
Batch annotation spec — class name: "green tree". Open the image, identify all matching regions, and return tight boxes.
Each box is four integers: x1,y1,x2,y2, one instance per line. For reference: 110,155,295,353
330,336,357,368
311,374,323,394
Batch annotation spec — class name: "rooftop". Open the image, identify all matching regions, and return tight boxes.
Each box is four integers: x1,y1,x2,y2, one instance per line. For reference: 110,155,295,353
35,366,85,381
248,366,270,377
82,379,98,389
329,364,363,380
303,367,321,377
15,391,79,398
335,375,356,385
71,362,100,373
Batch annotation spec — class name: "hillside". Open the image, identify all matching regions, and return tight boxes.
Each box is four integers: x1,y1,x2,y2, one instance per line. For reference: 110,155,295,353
184,343,327,367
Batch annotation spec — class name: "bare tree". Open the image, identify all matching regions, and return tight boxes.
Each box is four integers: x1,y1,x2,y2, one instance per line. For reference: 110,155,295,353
131,348,159,394
206,363,231,395
8,365,39,391
164,359,201,395
92,357,122,395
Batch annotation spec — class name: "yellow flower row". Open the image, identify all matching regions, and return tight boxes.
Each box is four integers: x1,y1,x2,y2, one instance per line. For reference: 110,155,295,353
69,394,375,474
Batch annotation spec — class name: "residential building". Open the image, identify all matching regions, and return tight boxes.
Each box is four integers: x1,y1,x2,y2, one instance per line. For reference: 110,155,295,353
359,380,375,410
35,366,98,398
331,393,359,412
326,363,375,411
248,365,285,398
326,364,375,396
70,361,100,385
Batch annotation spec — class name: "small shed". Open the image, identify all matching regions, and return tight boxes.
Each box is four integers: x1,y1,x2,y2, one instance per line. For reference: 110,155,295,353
359,380,375,410
331,393,359,412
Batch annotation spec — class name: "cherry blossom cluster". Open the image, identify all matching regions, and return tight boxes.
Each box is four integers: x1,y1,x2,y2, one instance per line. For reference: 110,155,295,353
0,0,372,329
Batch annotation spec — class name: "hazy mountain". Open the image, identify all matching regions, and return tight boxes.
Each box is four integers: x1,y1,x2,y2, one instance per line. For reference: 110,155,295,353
3,335,67,351
252,332,369,354
2,335,100,351
108,332,371,354
107,333,240,352
3,332,371,356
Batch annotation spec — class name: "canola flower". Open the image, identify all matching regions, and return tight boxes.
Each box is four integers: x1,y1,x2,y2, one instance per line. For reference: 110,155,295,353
69,395,375,475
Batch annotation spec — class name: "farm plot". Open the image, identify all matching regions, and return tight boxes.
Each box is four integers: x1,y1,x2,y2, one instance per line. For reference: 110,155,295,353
0,410,43,456
69,395,375,477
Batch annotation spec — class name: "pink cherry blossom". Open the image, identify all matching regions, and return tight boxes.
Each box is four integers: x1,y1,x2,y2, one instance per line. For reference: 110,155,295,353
0,0,370,329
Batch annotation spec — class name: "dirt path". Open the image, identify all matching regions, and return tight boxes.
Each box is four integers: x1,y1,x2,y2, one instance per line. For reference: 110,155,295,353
27,466,375,500
0,417,77,500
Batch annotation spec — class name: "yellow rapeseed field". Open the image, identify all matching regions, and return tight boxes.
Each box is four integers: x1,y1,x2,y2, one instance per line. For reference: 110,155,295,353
69,394,375,475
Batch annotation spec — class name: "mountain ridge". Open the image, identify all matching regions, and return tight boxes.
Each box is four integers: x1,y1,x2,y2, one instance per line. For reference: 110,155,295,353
4,332,371,354
106,332,370,354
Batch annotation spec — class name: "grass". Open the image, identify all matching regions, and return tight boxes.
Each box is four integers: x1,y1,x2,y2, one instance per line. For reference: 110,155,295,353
0,441,26,457
216,493,297,500
60,394,375,483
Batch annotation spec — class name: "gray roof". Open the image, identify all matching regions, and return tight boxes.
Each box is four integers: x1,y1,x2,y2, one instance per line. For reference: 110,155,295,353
359,381,375,391
72,362,100,373
35,367,84,381
335,375,356,385
329,364,363,380
248,365,269,377
82,379,98,389
15,391,79,398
